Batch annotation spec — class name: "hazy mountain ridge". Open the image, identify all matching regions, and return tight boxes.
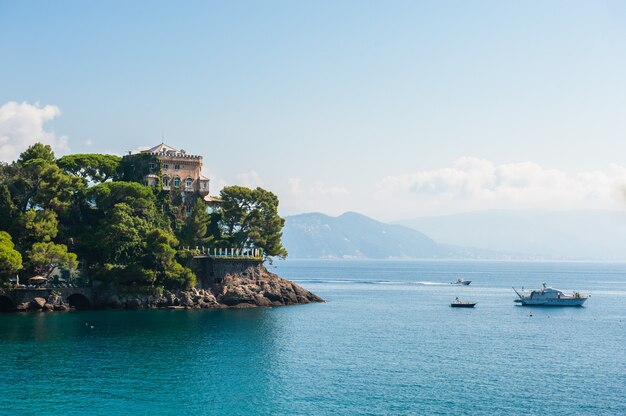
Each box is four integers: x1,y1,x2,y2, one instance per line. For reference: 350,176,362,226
282,212,509,259
396,209,626,260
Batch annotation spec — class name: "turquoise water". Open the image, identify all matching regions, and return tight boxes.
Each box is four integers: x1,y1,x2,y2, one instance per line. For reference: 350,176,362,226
1,260,625,415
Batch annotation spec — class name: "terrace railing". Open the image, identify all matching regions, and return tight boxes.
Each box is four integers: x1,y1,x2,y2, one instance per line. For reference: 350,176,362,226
186,246,264,260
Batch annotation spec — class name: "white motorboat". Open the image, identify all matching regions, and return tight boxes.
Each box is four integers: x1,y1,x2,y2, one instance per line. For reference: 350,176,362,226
451,278,471,285
512,283,588,306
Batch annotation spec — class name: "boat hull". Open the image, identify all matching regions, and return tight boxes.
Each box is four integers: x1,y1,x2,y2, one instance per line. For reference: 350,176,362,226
515,298,587,307
450,303,476,308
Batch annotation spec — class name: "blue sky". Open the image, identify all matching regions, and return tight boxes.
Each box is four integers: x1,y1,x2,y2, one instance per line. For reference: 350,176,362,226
2,1,626,220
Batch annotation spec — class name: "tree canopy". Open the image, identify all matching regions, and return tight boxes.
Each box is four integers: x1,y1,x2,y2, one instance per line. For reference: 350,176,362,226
0,142,289,290
219,186,288,259
57,153,121,183
0,232,22,275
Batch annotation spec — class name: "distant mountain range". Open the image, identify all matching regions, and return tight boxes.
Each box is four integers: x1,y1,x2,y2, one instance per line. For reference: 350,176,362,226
282,212,502,259
396,209,626,261
282,209,626,260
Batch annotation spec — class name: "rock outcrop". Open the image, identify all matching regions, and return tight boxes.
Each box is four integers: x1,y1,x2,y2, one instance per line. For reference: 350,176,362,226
1,264,323,312
216,266,323,307
96,264,323,310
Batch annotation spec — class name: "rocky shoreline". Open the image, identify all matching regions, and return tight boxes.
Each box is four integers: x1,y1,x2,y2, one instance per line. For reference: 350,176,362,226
4,265,324,312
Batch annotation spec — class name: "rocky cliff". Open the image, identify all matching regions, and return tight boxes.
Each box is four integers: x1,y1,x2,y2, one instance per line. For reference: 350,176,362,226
99,263,323,310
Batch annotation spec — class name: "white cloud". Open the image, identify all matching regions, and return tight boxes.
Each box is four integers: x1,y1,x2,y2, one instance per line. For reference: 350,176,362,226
235,171,265,188
282,177,349,215
0,101,69,162
375,157,626,217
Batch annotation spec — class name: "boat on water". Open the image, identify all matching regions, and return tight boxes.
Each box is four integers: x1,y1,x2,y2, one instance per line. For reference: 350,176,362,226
512,283,588,306
450,297,476,308
451,278,471,285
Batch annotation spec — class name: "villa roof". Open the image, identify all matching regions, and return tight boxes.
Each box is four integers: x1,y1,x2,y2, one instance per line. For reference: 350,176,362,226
144,143,179,154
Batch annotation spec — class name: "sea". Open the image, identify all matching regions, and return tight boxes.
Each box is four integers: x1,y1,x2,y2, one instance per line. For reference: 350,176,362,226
1,260,625,415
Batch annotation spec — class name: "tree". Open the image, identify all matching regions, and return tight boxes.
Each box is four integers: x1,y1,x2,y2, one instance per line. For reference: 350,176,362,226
18,143,55,164
179,199,213,247
57,153,121,183
88,181,158,215
27,242,77,278
0,232,23,275
0,184,17,233
19,209,59,244
143,229,195,288
115,153,159,183
9,158,86,215
219,186,288,259
90,203,153,265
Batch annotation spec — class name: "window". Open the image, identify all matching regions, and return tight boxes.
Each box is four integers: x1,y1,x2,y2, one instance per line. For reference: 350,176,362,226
163,176,170,187
163,163,169,170
185,178,193,188
174,164,180,171
174,177,180,188
148,163,155,171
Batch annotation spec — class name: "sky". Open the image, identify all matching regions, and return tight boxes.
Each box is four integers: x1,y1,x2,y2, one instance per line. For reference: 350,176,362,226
2,0,626,221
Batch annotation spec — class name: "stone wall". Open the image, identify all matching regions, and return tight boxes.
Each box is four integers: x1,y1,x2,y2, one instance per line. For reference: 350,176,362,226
191,257,264,288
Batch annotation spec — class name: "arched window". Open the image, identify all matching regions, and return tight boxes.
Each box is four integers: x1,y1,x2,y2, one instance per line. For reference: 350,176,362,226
185,178,193,188
174,177,181,188
163,176,170,187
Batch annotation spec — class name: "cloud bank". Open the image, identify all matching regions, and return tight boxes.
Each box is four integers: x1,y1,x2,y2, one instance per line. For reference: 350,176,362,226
375,157,626,218
0,101,69,162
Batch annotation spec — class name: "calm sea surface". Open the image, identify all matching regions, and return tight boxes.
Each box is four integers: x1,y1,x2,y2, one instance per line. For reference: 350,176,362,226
1,260,625,415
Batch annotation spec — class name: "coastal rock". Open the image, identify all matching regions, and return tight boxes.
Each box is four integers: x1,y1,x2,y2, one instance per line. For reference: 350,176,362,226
107,294,122,308
47,293,62,305
2,264,322,313
29,297,47,310
127,298,143,310
215,264,324,308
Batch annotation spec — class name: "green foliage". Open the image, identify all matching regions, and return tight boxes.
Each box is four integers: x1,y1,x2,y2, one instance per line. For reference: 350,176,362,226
27,242,77,278
0,184,17,232
7,158,86,215
88,181,157,212
219,186,288,258
91,203,153,265
0,232,23,274
0,143,288,291
115,153,159,183
179,199,213,247
57,153,121,183
18,143,55,164
19,209,59,244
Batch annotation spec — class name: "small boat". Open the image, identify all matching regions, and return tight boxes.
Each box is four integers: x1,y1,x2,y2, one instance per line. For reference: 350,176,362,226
450,298,476,308
512,283,588,306
451,278,471,285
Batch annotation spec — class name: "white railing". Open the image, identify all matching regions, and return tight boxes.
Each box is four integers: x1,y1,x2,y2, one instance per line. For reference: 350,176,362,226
186,246,264,259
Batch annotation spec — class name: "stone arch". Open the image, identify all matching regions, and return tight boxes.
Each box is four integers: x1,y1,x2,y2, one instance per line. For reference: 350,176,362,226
67,293,91,310
0,295,15,312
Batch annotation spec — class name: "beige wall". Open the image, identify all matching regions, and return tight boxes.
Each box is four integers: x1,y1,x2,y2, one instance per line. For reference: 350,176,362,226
158,155,208,194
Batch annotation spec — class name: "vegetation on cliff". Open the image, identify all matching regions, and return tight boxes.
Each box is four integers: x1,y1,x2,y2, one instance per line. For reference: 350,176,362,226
0,143,288,290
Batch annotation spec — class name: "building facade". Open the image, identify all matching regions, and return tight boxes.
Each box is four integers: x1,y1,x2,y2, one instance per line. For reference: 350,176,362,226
141,143,210,197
